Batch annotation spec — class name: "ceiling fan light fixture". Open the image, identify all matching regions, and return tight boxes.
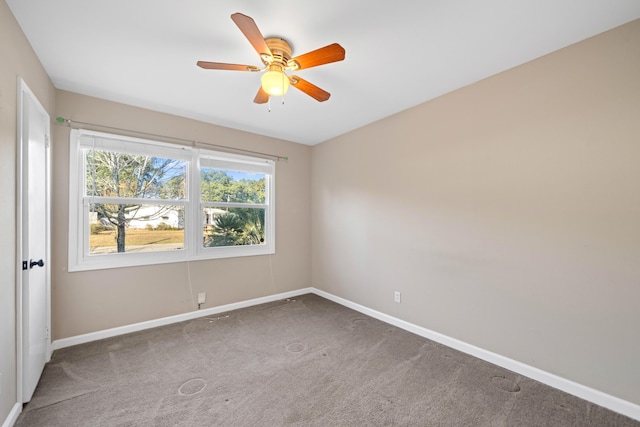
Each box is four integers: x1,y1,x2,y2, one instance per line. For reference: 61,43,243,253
261,67,289,96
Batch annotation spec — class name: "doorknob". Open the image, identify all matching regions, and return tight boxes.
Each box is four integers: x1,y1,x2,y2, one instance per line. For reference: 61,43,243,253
29,259,44,269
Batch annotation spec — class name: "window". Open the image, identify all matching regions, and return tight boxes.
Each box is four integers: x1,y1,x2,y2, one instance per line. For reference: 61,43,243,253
69,130,275,271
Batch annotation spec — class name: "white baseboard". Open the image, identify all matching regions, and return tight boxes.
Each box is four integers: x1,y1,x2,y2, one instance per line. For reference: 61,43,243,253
51,286,640,421
312,288,640,422
1,403,21,427
52,288,313,351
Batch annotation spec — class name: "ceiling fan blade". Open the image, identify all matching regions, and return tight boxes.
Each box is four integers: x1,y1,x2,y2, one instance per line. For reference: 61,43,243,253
289,76,331,102
231,13,272,57
254,86,269,104
289,43,345,70
197,61,260,71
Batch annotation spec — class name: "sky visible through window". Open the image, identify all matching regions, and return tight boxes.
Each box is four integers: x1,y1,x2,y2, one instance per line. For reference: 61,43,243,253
227,171,263,181
71,129,276,270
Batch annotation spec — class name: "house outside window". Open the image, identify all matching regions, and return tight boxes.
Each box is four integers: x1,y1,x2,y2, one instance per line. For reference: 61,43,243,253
68,129,275,271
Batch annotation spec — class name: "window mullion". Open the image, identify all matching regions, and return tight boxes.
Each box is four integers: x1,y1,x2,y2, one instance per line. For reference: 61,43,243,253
189,149,201,256
69,131,275,272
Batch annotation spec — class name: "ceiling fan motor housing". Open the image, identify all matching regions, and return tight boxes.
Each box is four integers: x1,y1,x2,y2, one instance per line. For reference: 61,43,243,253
262,38,299,70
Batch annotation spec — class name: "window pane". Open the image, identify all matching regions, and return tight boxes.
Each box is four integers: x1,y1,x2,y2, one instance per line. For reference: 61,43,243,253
86,149,186,199
202,207,265,247
89,203,184,254
70,130,276,272
200,168,265,203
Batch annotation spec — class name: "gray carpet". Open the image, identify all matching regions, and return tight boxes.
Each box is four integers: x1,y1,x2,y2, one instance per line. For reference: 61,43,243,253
16,294,639,426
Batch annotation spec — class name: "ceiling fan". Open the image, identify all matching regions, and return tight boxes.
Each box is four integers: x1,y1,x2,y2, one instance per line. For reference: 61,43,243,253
197,13,346,104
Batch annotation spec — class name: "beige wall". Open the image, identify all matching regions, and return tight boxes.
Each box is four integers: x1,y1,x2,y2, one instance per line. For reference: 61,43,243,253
311,19,640,405
0,1,56,422
52,91,311,339
3,0,640,422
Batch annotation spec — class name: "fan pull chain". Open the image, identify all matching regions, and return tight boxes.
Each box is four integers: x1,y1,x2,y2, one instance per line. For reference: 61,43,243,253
282,76,286,105
268,97,271,112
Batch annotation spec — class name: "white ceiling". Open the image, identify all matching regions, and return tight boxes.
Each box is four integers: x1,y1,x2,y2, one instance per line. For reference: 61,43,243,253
7,1,640,146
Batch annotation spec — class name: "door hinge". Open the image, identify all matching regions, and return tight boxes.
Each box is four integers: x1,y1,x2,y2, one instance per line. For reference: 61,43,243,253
22,260,28,270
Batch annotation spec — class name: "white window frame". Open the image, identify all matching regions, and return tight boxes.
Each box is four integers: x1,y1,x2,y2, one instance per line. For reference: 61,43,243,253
68,129,275,272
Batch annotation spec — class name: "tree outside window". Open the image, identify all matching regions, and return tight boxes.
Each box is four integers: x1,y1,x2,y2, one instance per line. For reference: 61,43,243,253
69,129,275,272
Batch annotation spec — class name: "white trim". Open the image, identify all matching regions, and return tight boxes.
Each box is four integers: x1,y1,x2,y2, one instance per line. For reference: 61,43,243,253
15,78,25,415
49,287,640,421
1,403,21,427
52,288,313,350
312,289,640,422
68,129,276,272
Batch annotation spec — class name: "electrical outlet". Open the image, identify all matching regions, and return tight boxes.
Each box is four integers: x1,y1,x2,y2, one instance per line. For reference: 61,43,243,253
197,292,206,304
394,291,401,303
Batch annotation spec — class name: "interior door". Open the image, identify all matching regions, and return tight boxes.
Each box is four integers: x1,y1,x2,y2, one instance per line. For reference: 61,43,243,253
19,79,51,402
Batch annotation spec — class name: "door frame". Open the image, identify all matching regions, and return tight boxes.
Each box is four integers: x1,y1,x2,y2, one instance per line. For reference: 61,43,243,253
16,77,52,403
